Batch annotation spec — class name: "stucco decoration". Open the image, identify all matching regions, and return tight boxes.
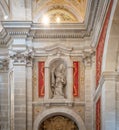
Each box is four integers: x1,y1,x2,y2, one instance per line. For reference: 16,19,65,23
39,8,78,23
33,107,86,130
39,115,78,130
33,0,87,23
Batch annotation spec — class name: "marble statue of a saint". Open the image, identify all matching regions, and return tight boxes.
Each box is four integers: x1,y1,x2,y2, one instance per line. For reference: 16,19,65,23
51,64,66,99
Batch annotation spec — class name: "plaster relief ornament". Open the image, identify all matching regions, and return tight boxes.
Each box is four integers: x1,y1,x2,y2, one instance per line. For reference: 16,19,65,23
51,63,66,99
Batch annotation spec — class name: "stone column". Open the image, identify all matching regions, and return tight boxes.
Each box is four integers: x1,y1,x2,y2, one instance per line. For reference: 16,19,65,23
101,72,117,130
0,59,9,130
11,53,27,130
84,56,94,130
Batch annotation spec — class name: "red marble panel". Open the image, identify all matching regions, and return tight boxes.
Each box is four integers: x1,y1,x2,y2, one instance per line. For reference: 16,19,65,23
73,62,79,97
38,62,45,97
96,97,101,130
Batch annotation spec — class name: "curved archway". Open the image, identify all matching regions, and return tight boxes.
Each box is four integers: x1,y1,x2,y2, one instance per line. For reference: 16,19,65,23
102,0,119,72
33,107,86,130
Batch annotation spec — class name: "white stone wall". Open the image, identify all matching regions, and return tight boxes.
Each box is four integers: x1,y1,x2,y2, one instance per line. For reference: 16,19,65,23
0,72,9,130
10,0,32,20
101,79,116,130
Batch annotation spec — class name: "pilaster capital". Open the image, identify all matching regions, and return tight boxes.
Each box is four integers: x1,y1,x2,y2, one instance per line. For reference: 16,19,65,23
9,49,34,65
83,50,95,67
0,58,9,72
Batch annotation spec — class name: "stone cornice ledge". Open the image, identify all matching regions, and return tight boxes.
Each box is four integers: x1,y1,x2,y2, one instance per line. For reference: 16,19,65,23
2,21,32,28
1,21,92,39
2,21,32,38
94,71,119,102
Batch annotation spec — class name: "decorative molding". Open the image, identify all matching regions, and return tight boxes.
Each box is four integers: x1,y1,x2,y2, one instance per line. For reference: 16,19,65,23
1,0,109,41
39,115,78,129
83,50,95,67
44,44,72,56
0,0,113,49
33,107,86,130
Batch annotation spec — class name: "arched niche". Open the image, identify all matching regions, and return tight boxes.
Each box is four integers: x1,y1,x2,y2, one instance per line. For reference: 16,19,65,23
33,107,86,130
44,55,73,103
49,59,67,99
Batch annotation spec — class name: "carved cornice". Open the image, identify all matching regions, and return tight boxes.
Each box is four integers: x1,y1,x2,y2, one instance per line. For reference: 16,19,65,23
94,71,119,102
0,0,112,48
2,21,32,38
34,44,95,58
44,44,72,56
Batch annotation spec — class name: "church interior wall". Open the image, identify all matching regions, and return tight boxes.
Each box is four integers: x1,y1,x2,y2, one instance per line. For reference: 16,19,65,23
0,0,119,130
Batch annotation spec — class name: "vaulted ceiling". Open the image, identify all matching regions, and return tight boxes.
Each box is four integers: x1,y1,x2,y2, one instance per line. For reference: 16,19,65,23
0,0,114,49
33,0,87,23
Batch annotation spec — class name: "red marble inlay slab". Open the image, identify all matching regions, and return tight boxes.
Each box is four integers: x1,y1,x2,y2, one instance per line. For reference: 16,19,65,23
96,97,101,130
38,62,45,97
73,61,79,97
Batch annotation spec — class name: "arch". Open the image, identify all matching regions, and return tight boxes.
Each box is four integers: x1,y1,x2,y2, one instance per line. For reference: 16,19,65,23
102,0,119,72
33,107,86,130
45,56,73,68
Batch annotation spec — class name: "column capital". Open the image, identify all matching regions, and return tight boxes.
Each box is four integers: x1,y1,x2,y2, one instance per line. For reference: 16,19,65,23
9,49,34,66
0,58,9,72
83,51,95,67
